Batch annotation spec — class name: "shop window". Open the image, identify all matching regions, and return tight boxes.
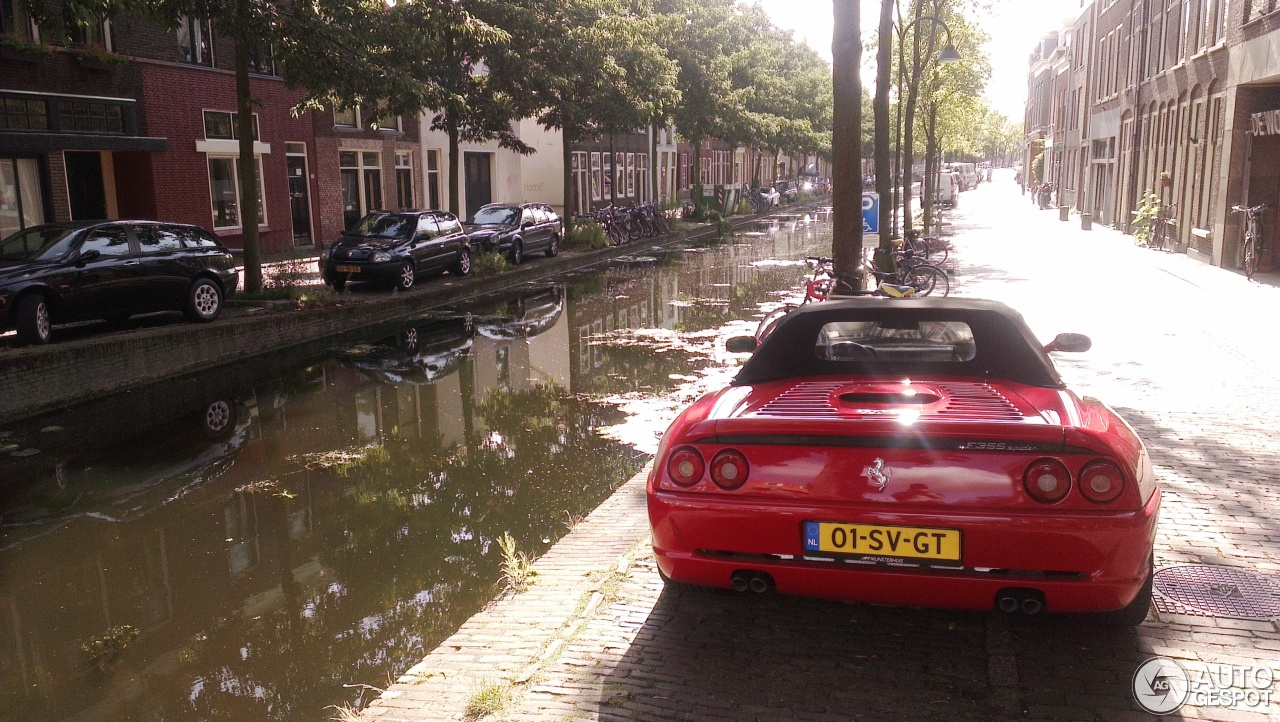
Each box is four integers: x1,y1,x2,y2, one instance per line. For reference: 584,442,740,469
176,16,212,66
207,155,266,229
203,110,259,140
0,157,46,238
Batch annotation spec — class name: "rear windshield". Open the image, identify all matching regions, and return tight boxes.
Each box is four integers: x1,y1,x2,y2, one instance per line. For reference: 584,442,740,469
348,214,415,239
0,226,82,261
817,321,976,363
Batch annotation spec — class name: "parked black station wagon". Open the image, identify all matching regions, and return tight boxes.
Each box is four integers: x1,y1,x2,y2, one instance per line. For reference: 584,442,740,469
323,211,471,291
464,203,562,265
0,221,238,345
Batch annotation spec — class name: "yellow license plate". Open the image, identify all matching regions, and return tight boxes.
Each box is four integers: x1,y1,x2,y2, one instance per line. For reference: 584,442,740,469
335,265,361,273
803,521,962,562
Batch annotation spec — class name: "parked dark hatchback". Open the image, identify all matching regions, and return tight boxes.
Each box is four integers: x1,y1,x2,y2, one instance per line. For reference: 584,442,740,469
0,221,238,345
323,211,471,291
464,203,562,265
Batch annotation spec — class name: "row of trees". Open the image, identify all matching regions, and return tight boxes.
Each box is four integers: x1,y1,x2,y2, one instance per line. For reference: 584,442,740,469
833,0,1012,279
21,0,837,291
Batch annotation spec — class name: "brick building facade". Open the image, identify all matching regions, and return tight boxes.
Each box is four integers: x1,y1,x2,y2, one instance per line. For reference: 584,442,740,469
1025,0,1280,271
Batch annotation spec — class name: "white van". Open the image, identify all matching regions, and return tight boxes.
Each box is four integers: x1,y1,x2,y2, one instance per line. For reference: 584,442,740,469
933,173,959,207
952,162,979,190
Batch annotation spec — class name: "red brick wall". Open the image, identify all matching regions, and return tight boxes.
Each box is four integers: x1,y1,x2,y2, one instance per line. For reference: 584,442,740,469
136,61,314,254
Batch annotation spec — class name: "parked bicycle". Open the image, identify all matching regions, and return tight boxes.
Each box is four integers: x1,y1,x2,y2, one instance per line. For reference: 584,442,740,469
1147,203,1178,252
1232,203,1269,279
902,228,949,265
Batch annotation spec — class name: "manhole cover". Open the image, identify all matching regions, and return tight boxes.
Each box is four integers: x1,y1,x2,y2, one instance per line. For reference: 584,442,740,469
1152,565,1280,620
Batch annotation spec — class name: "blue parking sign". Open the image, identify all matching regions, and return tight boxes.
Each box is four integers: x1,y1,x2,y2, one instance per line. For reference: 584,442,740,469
862,192,879,234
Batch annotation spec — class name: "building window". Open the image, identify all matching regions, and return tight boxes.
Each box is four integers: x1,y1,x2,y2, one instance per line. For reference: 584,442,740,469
333,107,359,128
1,0,38,41
0,97,48,131
340,150,381,229
616,153,626,197
639,154,650,202
248,44,275,75
425,150,440,209
66,16,111,50
176,16,212,66
590,152,601,200
395,151,413,209
207,155,266,230
626,153,635,197
0,157,46,238
573,150,588,214
603,152,613,198
203,110,258,140
59,100,123,134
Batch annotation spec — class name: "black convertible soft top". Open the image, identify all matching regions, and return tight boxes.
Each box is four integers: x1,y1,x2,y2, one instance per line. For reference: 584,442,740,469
733,298,1065,388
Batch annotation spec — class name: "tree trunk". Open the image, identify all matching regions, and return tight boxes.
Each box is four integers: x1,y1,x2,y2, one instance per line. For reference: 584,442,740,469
873,0,894,265
901,0,934,236
561,117,574,219
233,0,261,294
447,112,460,218
831,0,863,287
923,104,939,234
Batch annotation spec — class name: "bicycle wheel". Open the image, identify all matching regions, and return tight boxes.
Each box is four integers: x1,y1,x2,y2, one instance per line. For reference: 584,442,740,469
626,219,644,241
924,236,949,265
655,215,669,234
639,218,655,238
903,265,950,297
607,222,626,246
1150,223,1165,251
755,305,796,341
1242,234,1259,279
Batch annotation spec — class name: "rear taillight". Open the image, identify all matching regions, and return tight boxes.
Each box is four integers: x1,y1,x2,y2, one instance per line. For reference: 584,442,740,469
1023,459,1071,503
709,449,749,490
667,447,704,486
1078,460,1125,503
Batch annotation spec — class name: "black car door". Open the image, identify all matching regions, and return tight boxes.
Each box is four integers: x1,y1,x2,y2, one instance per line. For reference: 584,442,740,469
134,224,192,308
414,215,444,270
63,225,138,319
435,214,466,266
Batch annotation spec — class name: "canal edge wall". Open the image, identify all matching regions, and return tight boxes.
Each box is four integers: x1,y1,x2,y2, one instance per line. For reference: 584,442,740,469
361,464,654,722
0,203,828,423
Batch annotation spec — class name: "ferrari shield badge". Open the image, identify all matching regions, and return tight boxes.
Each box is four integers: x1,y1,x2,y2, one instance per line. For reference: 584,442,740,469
864,458,892,491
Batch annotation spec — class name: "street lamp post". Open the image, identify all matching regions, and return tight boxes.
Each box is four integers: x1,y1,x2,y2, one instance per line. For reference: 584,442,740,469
890,14,960,242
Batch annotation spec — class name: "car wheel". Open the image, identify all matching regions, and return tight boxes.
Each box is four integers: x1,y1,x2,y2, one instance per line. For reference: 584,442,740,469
509,240,523,266
454,246,472,276
1101,558,1154,627
545,234,560,257
15,294,52,345
184,278,223,322
397,261,416,290
199,399,239,441
328,277,347,292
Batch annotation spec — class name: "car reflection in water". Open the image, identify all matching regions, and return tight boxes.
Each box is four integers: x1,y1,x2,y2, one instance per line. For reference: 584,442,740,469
341,314,477,385
476,286,564,341
0,394,252,544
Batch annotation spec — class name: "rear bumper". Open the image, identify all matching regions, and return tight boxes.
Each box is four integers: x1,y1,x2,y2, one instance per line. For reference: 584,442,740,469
649,489,1159,613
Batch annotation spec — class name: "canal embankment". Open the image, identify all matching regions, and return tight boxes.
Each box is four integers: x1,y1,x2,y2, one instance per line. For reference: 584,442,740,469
0,205,828,423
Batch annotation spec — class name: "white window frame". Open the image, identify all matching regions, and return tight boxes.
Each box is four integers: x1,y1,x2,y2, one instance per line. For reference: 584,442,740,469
206,154,267,230
176,16,213,66
394,150,413,209
340,149,382,218
424,149,440,209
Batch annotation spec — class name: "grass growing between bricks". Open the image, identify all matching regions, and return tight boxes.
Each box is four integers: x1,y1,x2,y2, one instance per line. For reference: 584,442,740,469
464,681,513,721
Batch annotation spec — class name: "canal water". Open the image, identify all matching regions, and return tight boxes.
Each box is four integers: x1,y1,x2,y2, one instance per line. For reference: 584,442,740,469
0,213,831,721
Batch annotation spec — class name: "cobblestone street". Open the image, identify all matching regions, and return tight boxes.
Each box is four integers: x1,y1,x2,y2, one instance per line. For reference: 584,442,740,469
366,175,1280,722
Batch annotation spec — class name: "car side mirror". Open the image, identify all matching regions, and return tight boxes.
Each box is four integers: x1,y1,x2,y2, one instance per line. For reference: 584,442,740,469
726,336,759,353
522,221,534,229
76,249,101,265
1044,333,1091,353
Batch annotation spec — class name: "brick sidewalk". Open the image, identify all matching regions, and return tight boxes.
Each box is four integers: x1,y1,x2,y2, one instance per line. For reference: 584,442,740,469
365,181,1280,722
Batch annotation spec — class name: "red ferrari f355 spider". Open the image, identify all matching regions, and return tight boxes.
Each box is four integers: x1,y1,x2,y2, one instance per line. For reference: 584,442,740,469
648,298,1158,625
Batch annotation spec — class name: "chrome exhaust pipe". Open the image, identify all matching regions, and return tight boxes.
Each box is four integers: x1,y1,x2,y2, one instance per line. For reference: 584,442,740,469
731,573,749,593
997,594,1021,614
748,575,768,594
1021,598,1043,615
